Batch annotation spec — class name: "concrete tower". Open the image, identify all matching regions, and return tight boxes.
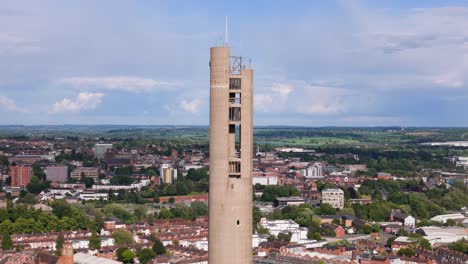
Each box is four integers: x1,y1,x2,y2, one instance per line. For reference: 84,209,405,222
209,46,253,263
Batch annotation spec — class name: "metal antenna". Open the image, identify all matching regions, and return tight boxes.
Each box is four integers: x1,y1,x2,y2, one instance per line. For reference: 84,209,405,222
225,16,228,46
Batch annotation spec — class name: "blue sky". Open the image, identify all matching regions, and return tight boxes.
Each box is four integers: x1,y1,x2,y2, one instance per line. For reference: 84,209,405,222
1,0,468,126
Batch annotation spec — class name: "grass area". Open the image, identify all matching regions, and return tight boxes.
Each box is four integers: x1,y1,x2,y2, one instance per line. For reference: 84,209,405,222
256,136,361,147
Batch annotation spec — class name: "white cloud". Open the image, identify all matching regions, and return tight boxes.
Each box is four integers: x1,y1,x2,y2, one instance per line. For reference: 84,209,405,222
51,92,104,113
0,33,43,56
0,96,28,113
256,82,356,115
255,83,294,113
179,98,201,113
294,86,352,115
57,76,177,93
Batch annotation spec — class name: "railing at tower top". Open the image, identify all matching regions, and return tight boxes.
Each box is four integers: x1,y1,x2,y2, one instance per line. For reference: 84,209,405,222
229,152,241,159
229,98,241,104
230,56,251,75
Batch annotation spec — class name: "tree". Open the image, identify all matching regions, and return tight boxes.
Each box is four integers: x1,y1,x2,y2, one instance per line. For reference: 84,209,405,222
316,203,336,215
21,193,38,205
397,248,415,257
26,176,50,194
448,239,468,254
158,208,173,219
168,197,175,204
137,248,156,264
1,232,13,250
277,232,292,242
112,229,134,246
338,207,355,216
55,233,65,256
191,201,208,217
121,249,135,263
80,176,95,188
152,239,166,255
110,175,133,185
117,248,135,263
89,232,101,250
116,247,129,261
419,238,432,250
134,205,148,221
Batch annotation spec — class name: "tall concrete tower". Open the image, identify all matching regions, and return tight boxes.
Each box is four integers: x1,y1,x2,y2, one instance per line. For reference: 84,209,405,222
209,46,253,263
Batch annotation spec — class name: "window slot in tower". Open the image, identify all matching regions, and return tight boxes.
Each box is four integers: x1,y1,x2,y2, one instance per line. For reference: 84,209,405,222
229,107,241,122
229,78,241,89
229,124,241,178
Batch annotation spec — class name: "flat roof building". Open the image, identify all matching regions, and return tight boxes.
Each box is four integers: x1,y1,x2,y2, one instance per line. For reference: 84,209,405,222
70,167,100,179
46,166,68,182
322,188,344,209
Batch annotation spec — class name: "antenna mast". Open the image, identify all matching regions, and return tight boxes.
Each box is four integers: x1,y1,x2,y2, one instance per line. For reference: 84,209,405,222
225,16,228,46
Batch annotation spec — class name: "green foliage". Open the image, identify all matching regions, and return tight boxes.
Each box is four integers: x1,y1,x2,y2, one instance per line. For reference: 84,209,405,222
316,203,336,215
253,206,262,229
338,207,355,216
186,168,208,182
119,248,135,263
19,193,38,205
55,233,64,256
32,163,46,180
137,248,156,264
104,203,137,224
277,232,292,242
89,232,101,250
158,208,174,219
261,185,300,202
152,239,166,255
397,248,415,257
419,238,432,250
110,175,133,185
448,239,468,254
79,176,95,188
1,232,13,250
26,176,50,194
0,155,9,166
133,205,148,221
112,229,134,246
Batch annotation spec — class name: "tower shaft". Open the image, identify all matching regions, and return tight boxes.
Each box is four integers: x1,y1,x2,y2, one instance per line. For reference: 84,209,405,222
209,47,253,263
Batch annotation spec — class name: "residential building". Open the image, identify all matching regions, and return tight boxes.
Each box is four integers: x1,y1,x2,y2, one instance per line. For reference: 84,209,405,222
160,164,177,184
10,164,31,187
70,167,100,179
321,188,344,209
302,163,323,178
389,209,416,228
46,166,68,182
79,192,108,201
253,176,278,186
94,143,113,160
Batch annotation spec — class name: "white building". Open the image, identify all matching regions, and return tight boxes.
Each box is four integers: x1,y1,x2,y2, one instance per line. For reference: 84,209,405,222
452,157,468,168
321,188,344,209
252,176,278,186
79,192,109,201
430,213,466,224
417,226,468,245
258,218,309,243
303,163,323,178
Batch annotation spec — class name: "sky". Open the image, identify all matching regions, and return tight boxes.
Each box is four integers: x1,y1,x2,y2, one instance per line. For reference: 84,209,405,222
1,0,468,126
